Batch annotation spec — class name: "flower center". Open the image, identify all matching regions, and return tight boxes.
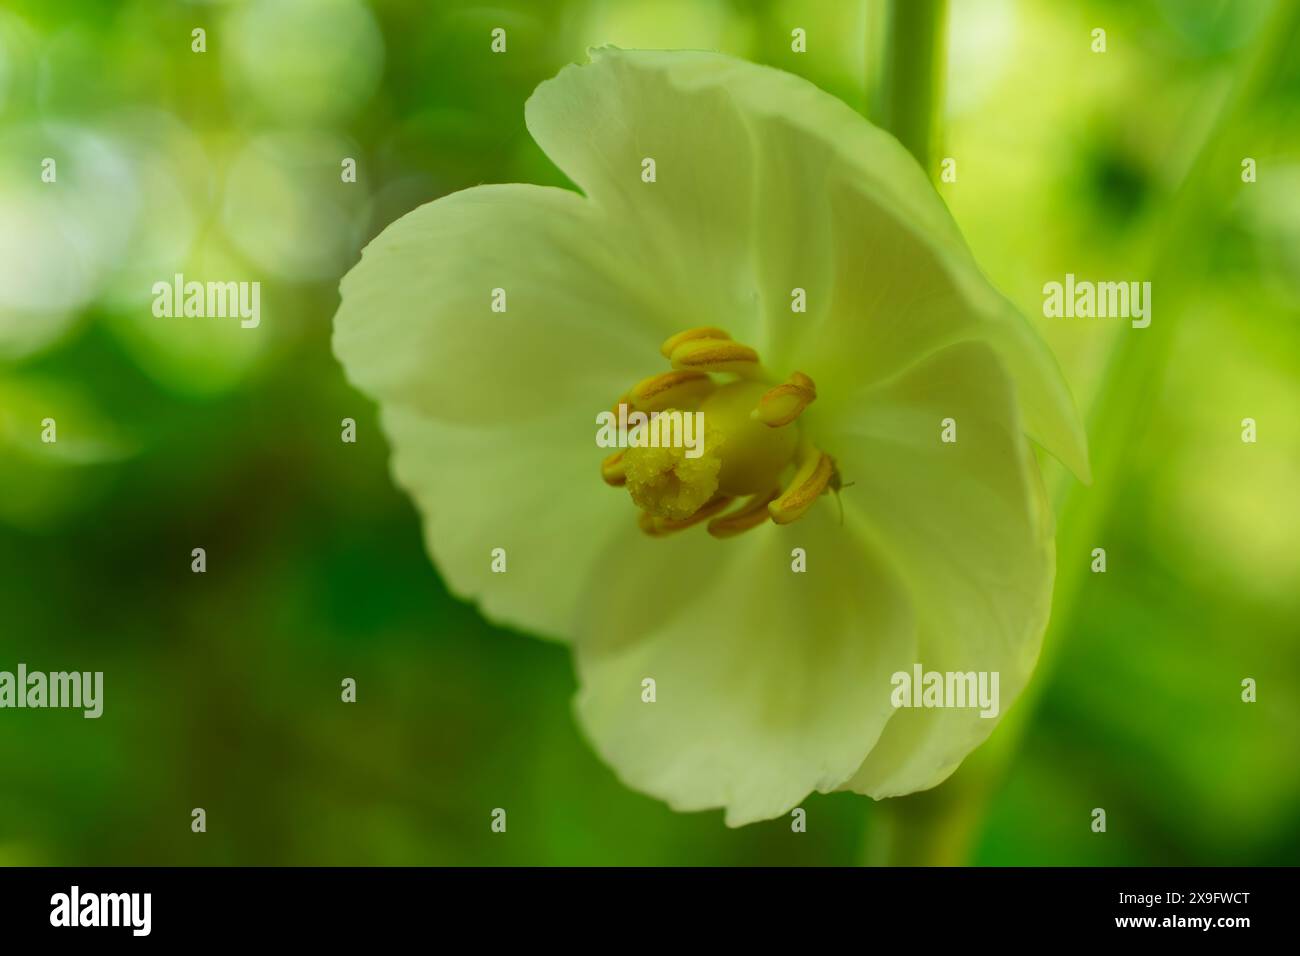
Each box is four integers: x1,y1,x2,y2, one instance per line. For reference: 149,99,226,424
601,327,838,538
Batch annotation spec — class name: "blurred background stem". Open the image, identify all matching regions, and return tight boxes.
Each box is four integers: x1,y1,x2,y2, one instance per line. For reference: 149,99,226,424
865,0,1300,866
873,0,947,171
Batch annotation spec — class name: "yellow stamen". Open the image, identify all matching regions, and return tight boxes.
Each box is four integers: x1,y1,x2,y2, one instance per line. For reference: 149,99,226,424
659,326,732,359
753,371,817,427
639,496,734,537
601,450,627,486
707,489,779,538
629,370,715,411
669,337,760,375
607,328,842,535
769,444,834,525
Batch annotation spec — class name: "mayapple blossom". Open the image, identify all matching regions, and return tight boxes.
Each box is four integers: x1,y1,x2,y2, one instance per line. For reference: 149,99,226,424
333,48,1089,826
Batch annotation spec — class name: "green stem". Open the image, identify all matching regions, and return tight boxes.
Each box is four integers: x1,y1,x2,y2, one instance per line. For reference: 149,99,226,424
874,0,948,172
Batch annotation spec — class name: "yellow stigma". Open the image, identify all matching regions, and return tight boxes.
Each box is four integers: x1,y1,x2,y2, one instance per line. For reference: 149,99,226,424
602,326,838,537
624,430,722,520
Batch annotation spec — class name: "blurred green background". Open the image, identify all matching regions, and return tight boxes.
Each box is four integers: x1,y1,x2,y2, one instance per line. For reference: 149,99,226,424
1,0,1297,865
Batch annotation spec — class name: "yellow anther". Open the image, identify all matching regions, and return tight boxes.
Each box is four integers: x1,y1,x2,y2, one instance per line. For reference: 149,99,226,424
659,326,732,360
769,444,834,525
623,437,722,521
629,370,714,412
669,338,759,375
753,371,817,427
639,496,734,537
707,489,779,539
601,450,627,486
790,371,816,393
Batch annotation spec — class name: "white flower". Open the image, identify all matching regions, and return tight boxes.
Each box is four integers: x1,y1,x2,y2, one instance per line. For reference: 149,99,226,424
333,48,1089,825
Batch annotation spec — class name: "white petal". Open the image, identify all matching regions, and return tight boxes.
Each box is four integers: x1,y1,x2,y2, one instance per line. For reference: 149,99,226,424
336,183,670,426
572,508,917,826
334,183,674,638
820,340,1055,797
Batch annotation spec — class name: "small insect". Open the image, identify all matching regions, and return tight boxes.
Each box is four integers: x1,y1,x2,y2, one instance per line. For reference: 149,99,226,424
826,456,855,526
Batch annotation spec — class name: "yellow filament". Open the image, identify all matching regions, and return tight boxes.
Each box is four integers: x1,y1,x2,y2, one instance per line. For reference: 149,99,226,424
707,489,779,538
639,496,734,537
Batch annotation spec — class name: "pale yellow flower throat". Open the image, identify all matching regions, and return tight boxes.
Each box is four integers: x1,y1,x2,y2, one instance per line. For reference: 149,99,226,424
601,326,837,538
